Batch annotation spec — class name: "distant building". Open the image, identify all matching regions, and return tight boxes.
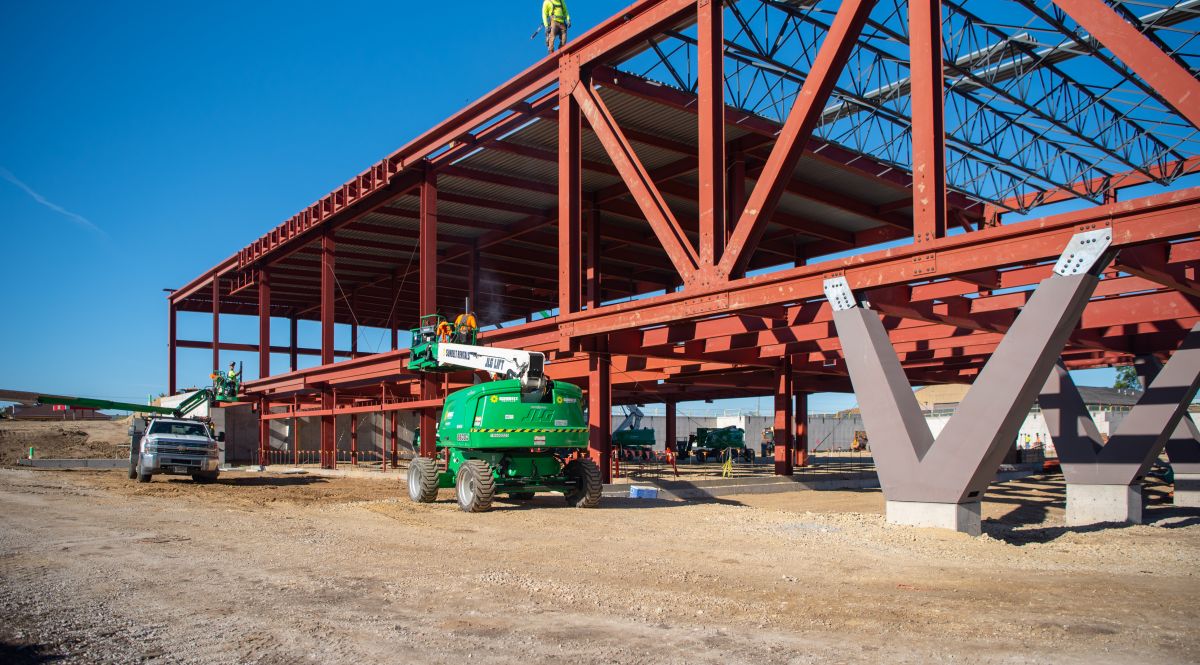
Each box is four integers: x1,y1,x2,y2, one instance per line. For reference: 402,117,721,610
3,404,111,421
915,384,1143,415
915,384,1197,456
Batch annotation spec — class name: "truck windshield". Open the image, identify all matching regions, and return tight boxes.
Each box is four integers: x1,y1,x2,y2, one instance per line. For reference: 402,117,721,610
148,422,210,437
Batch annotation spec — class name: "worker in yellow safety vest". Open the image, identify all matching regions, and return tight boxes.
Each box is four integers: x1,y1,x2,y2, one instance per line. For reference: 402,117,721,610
543,0,571,53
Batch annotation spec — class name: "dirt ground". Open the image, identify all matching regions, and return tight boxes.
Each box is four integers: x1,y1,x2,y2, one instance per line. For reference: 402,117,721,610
0,418,130,466
1,467,1197,664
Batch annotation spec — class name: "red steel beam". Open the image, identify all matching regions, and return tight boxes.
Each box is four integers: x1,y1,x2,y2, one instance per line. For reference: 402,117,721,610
719,0,879,279
560,187,1200,339
909,0,948,244
697,0,726,271
992,156,1200,214
1051,0,1200,130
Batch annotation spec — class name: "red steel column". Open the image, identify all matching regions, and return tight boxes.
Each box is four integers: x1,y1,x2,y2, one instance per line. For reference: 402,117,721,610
727,151,745,242
419,167,439,458
350,413,358,465
665,401,678,455
211,277,221,372
320,232,336,365
794,391,809,468
909,0,947,244
389,271,399,351
589,338,612,483
259,399,271,467
320,231,336,468
559,59,582,326
585,204,601,309
390,410,399,467
258,267,271,379
585,195,611,480
168,302,177,396
774,359,795,476
697,0,726,271
288,316,298,372
467,241,480,310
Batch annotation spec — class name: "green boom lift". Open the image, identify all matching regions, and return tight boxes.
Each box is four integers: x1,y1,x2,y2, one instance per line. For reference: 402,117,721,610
404,312,602,512
0,365,243,419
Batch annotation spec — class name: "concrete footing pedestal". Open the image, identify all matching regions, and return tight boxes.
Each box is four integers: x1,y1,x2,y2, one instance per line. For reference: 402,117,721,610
886,500,982,536
1175,474,1200,508
1066,483,1143,525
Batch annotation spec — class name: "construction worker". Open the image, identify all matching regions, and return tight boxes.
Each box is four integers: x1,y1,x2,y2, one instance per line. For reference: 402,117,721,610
543,0,571,53
453,311,478,343
222,362,238,398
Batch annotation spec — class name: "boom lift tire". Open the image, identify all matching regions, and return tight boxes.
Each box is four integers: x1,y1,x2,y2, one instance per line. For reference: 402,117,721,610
456,459,496,513
563,458,602,508
408,457,440,503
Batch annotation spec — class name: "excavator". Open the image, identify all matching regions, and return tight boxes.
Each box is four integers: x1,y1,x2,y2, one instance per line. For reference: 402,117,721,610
404,311,601,512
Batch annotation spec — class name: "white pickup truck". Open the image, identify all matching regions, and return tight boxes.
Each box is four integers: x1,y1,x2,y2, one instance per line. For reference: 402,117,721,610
129,417,222,483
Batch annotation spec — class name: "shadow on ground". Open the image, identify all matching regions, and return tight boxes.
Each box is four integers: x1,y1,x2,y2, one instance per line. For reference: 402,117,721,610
0,641,64,665
983,475,1200,544
159,475,332,488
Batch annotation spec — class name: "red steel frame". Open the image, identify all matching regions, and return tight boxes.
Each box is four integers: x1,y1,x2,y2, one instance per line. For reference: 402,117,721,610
167,0,1200,475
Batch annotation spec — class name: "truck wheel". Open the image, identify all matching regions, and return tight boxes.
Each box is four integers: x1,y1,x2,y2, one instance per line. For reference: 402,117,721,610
456,460,495,513
407,457,439,503
509,492,535,500
564,458,602,508
191,472,219,483
128,442,138,480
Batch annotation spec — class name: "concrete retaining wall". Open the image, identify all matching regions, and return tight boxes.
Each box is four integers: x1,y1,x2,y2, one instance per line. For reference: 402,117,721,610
17,458,127,469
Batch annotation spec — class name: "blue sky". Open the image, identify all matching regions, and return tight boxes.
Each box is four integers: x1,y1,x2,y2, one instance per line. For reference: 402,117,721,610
0,0,1130,413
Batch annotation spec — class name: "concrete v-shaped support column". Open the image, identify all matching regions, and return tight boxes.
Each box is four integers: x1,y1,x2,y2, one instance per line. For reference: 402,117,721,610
1167,414,1200,507
825,230,1114,535
1041,330,1200,523
1143,355,1200,508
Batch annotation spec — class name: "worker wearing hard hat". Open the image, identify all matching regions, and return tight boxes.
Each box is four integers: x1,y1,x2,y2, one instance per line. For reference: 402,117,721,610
453,312,478,343
543,0,571,53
